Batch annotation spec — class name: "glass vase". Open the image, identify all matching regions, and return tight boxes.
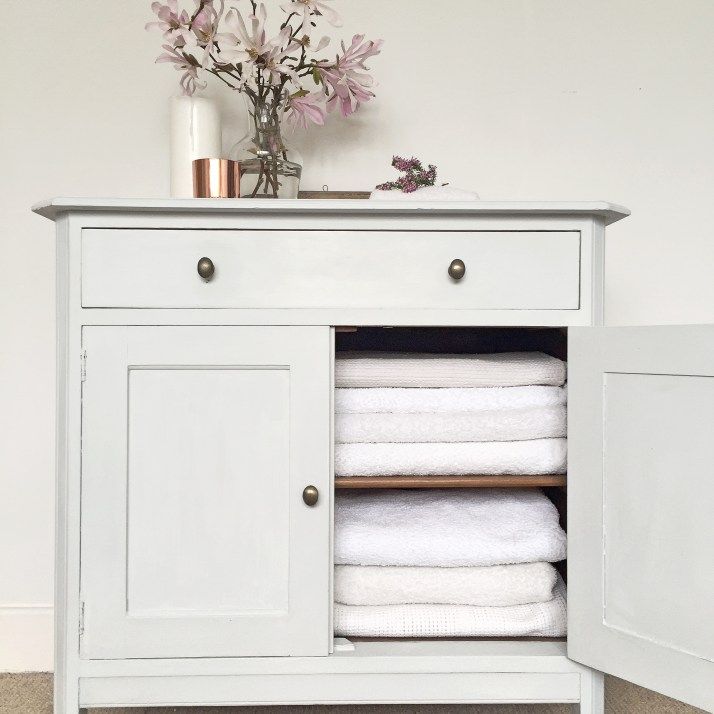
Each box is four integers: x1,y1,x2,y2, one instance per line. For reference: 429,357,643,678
229,91,302,199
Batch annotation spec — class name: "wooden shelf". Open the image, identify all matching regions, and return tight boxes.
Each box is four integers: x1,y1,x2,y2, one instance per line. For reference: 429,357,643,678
334,474,567,489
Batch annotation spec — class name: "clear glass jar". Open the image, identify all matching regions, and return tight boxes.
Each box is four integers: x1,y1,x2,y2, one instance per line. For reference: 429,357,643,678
229,90,302,199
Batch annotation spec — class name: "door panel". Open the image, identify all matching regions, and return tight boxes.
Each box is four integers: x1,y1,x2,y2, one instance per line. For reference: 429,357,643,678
81,326,332,659
568,326,714,713
126,367,290,616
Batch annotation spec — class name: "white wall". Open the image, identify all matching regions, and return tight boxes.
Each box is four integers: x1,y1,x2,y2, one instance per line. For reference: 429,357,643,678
1,0,713,671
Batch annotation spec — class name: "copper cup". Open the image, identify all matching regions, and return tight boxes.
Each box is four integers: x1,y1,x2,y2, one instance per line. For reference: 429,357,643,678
192,158,241,198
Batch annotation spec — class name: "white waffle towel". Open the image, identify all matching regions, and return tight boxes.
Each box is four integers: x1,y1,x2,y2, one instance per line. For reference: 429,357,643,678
334,577,566,637
335,385,567,414
335,405,566,443
334,562,559,607
334,489,566,567
335,352,566,389
334,438,566,476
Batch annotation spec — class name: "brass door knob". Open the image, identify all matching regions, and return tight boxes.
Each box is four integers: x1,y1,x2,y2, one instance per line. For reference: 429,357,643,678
448,258,466,280
302,485,319,506
197,257,215,281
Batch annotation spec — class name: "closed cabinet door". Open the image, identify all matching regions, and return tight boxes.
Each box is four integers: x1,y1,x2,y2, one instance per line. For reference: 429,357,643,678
568,326,714,713
80,326,332,659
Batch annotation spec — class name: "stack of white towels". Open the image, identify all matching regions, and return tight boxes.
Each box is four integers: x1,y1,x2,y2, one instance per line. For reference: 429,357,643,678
332,350,569,638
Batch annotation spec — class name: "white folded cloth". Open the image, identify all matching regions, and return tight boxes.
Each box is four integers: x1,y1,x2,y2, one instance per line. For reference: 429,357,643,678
335,385,567,414
335,405,566,443
333,577,566,638
334,489,566,567
334,438,566,476
335,352,566,388
334,562,559,607
370,186,480,201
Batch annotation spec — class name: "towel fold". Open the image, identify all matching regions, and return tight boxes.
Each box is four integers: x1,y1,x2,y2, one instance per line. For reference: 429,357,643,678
335,385,567,414
334,562,558,607
335,438,567,477
335,352,566,389
333,577,566,638
335,489,566,567
335,405,566,443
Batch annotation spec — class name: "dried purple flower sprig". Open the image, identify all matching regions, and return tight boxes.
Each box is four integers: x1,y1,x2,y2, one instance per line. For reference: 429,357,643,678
376,155,438,193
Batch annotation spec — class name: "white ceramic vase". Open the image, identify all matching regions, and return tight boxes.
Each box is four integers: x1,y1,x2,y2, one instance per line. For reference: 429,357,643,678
169,95,221,198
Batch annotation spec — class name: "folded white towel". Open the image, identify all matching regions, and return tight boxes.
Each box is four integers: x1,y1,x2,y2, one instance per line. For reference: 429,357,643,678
335,385,567,414
335,352,566,388
334,438,567,476
335,405,566,443
333,577,566,638
334,562,558,607
334,488,566,567
370,186,480,201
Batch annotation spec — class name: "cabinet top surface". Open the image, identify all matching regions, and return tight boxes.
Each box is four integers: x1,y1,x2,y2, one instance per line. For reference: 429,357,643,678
32,197,630,225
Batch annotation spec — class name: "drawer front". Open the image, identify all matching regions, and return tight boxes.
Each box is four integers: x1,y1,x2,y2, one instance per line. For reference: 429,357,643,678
81,229,581,310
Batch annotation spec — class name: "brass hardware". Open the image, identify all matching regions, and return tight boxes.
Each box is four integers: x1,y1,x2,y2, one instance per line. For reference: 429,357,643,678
448,258,466,280
197,257,215,281
302,485,319,506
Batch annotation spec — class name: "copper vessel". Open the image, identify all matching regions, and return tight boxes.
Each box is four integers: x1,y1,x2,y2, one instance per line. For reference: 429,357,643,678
192,158,241,198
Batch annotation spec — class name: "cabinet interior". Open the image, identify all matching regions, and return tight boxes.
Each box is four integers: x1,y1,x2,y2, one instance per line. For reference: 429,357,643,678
334,326,568,641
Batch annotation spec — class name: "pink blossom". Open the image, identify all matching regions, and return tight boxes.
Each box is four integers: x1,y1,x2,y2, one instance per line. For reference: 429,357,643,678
156,43,205,95
190,0,221,48
262,31,301,84
287,91,327,129
216,4,271,64
216,3,295,74
318,34,383,116
281,0,342,29
146,0,192,45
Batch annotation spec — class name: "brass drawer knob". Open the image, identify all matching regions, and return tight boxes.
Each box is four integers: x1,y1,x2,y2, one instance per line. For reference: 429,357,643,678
197,256,215,281
302,485,319,506
448,258,466,280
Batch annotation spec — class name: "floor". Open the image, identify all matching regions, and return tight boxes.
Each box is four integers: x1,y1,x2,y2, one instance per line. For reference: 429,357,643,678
0,674,706,714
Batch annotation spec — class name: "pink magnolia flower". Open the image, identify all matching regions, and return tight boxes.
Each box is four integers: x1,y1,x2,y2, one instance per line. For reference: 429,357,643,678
216,4,272,64
146,0,192,45
190,0,221,48
287,91,327,129
318,34,383,116
156,43,205,95
262,31,301,84
281,0,342,28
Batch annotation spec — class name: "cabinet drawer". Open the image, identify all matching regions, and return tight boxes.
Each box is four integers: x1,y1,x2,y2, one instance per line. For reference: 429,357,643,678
81,229,581,310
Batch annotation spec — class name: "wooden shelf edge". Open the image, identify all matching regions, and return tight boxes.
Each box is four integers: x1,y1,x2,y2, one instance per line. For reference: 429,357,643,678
334,474,567,489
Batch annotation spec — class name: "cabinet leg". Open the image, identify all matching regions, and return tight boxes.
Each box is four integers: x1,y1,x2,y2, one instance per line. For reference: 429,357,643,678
55,677,80,714
573,668,604,714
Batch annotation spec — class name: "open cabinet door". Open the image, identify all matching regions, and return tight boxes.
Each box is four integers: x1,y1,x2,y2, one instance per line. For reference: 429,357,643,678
568,326,714,713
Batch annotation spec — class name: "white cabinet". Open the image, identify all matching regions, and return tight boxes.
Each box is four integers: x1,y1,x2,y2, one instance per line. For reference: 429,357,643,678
80,326,332,659
35,199,714,713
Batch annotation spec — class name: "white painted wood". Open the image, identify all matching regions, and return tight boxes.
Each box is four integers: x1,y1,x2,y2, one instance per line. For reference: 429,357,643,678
33,197,630,225
77,638,579,676
568,325,714,713
80,326,332,659
81,229,581,311
76,640,589,707
54,215,83,714
71,210,601,327
74,305,594,327
574,669,604,714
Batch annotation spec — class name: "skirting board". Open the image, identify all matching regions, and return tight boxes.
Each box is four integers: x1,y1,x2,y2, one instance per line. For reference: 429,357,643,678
0,606,53,672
